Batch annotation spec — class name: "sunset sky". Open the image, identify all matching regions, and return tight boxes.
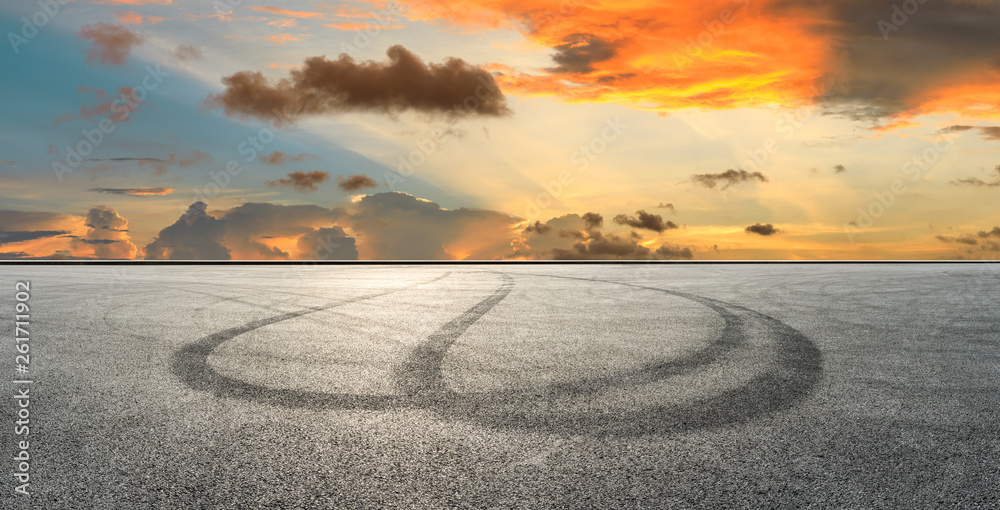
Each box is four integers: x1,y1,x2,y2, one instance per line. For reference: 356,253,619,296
2,0,1000,260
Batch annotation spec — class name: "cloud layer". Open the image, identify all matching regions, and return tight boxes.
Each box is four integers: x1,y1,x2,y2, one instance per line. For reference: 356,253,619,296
379,0,1000,120
88,187,174,196
692,169,769,190
206,45,510,121
267,170,331,192
78,23,143,65
337,174,378,192
745,223,781,236
510,212,693,260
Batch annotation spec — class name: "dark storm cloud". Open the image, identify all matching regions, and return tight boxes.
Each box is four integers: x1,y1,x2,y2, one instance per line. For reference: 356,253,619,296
345,192,519,260
551,231,692,260
547,34,622,74
267,170,331,192
559,229,587,239
978,227,1000,239
522,221,553,235
745,223,781,236
206,45,510,121
940,125,1000,141
936,226,1000,258
142,193,518,260
220,202,343,259
80,206,137,259
552,231,652,260
937,234,980,246
337,174,378,192
952,165,1000,187
581,212,603,230
952,177,1000,187
0,210,77,231
144,201,343,260
656,203,676,212
144,202,230,260
513,212,694,260
979,127,1000,141
655,244,694,260
296,226,358,260
612,210,678,233
0,231,71,245
691,169,769,190
768,0,1000,119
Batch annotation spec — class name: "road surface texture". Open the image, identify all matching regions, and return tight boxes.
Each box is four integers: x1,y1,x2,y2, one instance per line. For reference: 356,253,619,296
2,263,998,508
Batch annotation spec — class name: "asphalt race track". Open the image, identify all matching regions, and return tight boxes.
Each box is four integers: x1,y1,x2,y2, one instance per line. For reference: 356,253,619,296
2,264,999,508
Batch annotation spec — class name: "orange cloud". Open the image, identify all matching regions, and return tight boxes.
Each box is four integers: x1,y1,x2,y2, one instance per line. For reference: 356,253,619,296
906,71,1000,121
319,4,387,19
266,33,308,44
77,206,138,259
96,0,172,4
113,10,167,24
378,0,827,113
78,22,143,65
0,207,137,259
267,19,299,27
54,85,141,125
252,6,327,18
324,22,405,30
375,0,1000,120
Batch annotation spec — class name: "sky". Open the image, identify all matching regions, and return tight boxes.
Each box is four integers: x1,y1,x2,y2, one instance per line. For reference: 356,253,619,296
1,0,1000,260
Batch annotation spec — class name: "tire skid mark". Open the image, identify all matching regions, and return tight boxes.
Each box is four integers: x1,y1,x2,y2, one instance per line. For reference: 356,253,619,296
171,272,452,410
446,272,822,437
103,284,319,336
442,278,745,404
172,269,821,438
396,273,515,403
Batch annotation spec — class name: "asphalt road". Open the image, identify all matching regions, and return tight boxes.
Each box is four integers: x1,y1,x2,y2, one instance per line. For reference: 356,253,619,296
2,264,998,508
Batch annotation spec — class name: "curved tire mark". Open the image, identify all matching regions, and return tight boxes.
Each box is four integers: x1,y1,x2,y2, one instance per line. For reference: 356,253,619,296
172,269,821,438
440,272,822,437
171,272,452,411
396,273,515,403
